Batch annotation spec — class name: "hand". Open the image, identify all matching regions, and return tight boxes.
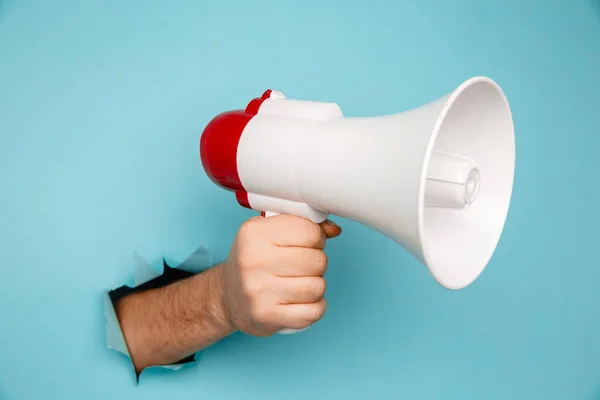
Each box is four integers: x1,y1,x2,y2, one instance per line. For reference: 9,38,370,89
114,214,341,373
220,214,342,336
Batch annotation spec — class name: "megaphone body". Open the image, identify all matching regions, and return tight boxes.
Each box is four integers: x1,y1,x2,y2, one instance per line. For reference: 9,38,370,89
200,76,514,292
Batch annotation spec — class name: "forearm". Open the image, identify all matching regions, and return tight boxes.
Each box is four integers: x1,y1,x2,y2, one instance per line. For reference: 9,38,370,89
115,264,235,373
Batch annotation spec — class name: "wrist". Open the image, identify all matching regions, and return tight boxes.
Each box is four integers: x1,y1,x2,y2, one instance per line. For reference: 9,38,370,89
115,264,236,374
190,264,236,335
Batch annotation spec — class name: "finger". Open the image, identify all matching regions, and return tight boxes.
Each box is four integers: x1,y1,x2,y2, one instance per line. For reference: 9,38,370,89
275,298,328,330
266,214,327,249
270,247,328,277
274,277,326,304
320,220,342,239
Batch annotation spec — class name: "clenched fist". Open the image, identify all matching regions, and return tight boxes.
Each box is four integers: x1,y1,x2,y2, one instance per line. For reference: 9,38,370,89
220,214,342,336
115,213,341,374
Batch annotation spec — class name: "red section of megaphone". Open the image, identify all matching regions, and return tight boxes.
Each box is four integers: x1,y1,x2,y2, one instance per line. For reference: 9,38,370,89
199,90,274,209
245,89,272,114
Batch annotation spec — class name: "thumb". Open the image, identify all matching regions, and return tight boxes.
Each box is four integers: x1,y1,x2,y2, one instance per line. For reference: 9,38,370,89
320,219,342,239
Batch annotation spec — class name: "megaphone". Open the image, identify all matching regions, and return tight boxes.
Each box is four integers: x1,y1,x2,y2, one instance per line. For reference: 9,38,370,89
200,76,514,292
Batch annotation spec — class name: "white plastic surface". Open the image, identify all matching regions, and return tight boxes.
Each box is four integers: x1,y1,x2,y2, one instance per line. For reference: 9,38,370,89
259,94,343,121
248,194,328,223
237,76,514,291
424,150,480,208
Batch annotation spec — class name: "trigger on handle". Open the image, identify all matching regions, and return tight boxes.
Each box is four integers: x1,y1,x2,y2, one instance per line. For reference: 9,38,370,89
249,194,329,223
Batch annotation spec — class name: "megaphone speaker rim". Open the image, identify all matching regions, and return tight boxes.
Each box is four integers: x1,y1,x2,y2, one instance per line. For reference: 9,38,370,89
417,76,515,290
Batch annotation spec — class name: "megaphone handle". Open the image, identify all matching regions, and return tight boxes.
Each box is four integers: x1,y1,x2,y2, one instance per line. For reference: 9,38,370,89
261,210,310,335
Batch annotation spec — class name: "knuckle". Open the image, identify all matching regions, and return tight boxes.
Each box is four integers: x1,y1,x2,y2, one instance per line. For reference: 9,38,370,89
308,223,324,244
307,302,327,323
250,302,274,324
238,219,258,238
237,246,263,271
237,253,258,271
243,276,265,299
304,278,325,300
315,251,328,271
316,300,328,319
313,278,326,298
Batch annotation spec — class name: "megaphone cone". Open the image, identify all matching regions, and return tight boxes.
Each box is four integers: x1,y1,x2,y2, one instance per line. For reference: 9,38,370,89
200,76,514,290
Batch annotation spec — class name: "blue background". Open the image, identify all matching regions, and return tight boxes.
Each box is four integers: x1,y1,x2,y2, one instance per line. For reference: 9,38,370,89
1,0,599,398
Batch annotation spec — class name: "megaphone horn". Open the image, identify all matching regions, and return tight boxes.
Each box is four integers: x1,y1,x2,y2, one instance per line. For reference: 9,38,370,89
200,76,515,291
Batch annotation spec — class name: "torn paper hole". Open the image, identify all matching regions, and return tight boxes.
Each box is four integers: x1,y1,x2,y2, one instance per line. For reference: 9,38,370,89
104,245,212,382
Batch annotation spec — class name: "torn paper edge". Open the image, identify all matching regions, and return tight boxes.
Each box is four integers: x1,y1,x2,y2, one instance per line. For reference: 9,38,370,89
104,244,213,382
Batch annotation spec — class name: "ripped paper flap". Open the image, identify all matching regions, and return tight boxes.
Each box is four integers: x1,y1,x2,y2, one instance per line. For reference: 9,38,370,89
104,245,212,378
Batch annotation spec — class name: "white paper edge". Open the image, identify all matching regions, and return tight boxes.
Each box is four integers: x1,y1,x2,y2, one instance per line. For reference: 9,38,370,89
104,245,213,380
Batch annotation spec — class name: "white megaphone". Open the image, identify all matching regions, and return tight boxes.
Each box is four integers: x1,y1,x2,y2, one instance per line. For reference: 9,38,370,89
200,76,514,320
